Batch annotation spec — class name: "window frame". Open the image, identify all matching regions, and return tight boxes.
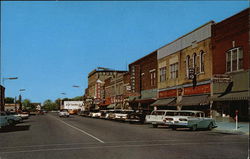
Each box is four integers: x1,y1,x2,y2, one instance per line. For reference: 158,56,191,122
226,47,243,73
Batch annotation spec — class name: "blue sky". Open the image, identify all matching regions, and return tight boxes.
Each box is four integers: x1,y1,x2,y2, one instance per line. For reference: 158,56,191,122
1,1,248,103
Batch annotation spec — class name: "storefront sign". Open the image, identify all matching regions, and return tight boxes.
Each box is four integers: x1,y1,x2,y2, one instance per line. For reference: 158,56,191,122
159,89,177,98
184,84,210,95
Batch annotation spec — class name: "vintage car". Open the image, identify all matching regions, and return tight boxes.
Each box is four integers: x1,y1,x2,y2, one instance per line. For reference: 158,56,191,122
164,110,217,131
58,109,70,117
1,111,22,126
79,110,90,117
113,109,134,121
145,110,179,128
126,110,148,124
0,113,9,128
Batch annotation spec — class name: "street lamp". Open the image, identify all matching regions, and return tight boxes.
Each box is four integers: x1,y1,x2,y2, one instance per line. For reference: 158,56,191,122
2,77,18,85
60,93,66,109
19,89,26,110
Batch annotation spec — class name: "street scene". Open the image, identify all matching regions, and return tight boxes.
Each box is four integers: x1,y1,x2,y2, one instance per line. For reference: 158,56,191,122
0,113,248,159
0,1,249,159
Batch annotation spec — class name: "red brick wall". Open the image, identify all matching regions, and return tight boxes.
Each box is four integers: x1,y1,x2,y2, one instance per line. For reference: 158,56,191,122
212,8,249,74
129,51,158,93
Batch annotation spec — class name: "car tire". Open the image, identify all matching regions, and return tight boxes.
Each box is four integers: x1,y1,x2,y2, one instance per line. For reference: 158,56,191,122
191,124,197,131
152,124,158,128
8,119,15,126
207,122,213,130
172,126,177,130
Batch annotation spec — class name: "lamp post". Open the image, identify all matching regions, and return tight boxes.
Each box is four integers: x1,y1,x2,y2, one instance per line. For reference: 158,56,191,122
2,77,18,86
60,93,66,109
19,89,26,110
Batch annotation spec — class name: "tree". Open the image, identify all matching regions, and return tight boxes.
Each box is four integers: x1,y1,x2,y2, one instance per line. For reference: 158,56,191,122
22,99,35,111
71,96,83,101
5,97,14,103
43,99,59,111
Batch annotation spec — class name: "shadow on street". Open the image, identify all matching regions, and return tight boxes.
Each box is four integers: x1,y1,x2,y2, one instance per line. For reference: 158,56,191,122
0,125,30,133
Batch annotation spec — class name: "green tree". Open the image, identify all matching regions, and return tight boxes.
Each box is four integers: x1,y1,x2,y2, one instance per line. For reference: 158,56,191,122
43,99,59,111
22,99,35,111
5,97,15,103
71,96,83,101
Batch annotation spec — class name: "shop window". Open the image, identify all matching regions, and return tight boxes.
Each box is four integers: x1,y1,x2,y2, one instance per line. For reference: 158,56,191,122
170,63,178,79
226,47,243,72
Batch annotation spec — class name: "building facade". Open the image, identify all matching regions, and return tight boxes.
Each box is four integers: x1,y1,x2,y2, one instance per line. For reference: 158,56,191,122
211,8,249,121
86,68,127,110
129,51,158,112
156,21,214,113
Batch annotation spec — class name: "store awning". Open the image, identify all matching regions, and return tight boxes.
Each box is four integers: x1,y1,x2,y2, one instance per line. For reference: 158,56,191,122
107,104,116,109
211,91,249,101
134,98,156,104
115,103,122,109
180,95,209,106
151,98,176,106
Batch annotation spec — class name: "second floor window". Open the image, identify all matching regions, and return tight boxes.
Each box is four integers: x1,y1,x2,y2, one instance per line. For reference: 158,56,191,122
186,55,190,77
200,51,205,73
150,71,156,86
170,63,178,79
226,47,243,72
159,67,166,82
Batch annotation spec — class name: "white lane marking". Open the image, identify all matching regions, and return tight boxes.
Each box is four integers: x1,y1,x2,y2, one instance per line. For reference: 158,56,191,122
51,115,105,143
0,141,247,154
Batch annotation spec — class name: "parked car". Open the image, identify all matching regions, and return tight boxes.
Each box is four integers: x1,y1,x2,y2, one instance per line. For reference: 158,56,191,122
99,110,107,119
58,109,70,117
2,111,22,126
126,110,148,124
91,111,101,118
79,110,90,117
164,110,217,131
145,110,178,128
0,113,9,128
113,109,134,121
17,111,29,119
106,110,116,120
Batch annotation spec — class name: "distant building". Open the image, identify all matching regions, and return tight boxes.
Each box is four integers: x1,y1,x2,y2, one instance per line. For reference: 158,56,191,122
4,103,20,112
86,67,127,110
211,8,249,121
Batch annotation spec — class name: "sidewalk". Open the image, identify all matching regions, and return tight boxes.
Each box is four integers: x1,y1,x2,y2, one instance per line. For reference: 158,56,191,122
213,121,249,135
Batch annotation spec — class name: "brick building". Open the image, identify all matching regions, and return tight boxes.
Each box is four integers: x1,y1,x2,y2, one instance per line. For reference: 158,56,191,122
129,50,158,112
211,8,249,121
86,68,127,110
155,21,214,113
103,71,127,109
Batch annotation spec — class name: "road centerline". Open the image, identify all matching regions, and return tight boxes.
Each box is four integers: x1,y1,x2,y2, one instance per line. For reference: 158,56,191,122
50,115,105,144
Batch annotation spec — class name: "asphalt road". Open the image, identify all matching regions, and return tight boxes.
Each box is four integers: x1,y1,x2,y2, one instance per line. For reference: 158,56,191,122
0,113,248,159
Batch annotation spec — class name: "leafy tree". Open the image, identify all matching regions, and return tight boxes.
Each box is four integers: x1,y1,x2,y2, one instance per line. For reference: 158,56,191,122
22,99,35,111
71,96,83,101
5,97,15,103
43,99,59,111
